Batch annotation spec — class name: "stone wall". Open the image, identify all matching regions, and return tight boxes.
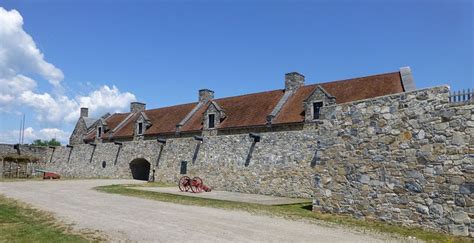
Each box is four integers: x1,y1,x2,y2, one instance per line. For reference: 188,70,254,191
69,118,87,145
310,86,473,237
1,86,472,236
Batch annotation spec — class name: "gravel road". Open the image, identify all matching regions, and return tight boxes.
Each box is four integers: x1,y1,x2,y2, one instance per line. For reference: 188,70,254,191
0,179,399,242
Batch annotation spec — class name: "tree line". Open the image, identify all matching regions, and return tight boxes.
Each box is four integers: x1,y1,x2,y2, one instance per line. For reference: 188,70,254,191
30,139,61,147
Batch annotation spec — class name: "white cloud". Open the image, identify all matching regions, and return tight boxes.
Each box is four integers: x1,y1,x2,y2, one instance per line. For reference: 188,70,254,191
36,127,70,143
0,74,37,111
19,91,78,123
0,94,14,104
77,85,136,118
19,85,136,124
0,127,70,144
0,7,64,87
0,7,137,142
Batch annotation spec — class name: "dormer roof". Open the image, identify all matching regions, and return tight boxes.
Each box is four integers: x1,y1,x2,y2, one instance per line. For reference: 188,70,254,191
207,101,226,118
139,111,151,123
83,112,129,141
83,117,98,129
303,85,336,102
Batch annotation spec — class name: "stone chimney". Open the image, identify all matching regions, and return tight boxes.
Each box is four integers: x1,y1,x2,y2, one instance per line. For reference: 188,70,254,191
199,89,214,102
400,66,416,91
130,102,146,113
80,107,88,118
285,72,305,91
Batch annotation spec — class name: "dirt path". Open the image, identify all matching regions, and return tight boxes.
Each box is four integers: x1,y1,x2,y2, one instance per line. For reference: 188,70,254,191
0,179,398,242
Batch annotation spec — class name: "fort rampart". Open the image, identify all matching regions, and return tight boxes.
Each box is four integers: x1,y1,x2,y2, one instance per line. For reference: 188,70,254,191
1,86,472,236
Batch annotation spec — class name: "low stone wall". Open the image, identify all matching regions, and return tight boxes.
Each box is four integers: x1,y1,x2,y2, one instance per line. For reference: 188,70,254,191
0,144,48,159
2,86,471,236
0,144,49,176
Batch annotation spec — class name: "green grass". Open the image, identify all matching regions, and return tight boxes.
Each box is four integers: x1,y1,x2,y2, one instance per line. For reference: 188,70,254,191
96,183,472,243
0,195,102,242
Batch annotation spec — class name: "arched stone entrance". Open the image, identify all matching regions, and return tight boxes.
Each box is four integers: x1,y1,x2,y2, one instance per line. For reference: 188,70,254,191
129,158,150,181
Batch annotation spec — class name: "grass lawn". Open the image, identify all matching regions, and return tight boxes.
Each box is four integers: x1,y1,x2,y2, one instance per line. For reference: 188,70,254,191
96,183,471,243
0,195,101,242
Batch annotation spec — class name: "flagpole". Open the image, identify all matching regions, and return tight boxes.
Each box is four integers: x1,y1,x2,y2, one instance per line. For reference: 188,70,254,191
18,118,22,144
21,114,25,144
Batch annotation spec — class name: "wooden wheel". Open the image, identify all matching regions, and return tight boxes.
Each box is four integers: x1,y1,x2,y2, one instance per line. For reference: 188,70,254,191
178,176,191,192
190,177,203,193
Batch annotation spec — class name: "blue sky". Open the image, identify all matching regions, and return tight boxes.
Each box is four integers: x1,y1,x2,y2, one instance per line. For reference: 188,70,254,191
0,0,472,144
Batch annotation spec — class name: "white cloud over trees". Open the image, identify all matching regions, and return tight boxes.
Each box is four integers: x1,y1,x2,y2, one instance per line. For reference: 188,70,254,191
0,127,70,144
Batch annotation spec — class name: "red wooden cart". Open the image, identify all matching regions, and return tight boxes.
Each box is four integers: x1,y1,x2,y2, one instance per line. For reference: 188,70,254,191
36,169,60,180
178,176,211,193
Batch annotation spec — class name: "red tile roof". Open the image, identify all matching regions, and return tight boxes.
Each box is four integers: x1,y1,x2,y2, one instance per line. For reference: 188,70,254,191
112,103,199,138
84,113,130,141
82,71,404,141
182,89,284,131
108,113,138,138
274,72,403,124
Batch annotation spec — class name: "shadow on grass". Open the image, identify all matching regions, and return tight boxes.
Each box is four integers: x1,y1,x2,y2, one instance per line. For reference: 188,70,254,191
300,204,313,211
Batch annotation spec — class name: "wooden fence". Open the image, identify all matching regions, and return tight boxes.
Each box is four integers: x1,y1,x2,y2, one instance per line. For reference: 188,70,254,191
449,88,473,103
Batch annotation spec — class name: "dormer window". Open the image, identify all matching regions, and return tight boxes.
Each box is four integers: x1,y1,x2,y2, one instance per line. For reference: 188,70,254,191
135,112,151,138
208,114,215,128
94,117,108,141
138,122,144,135
303,85,336,122
313,102,323,120
203,101,225,131
97,126,102,138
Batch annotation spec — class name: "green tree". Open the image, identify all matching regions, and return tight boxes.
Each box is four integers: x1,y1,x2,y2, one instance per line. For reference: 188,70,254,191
31,139,47,146
48,138,61,146
31,139,61,147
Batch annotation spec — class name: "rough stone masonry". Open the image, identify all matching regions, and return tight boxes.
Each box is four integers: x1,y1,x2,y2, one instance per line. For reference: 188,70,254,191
1,86,472,237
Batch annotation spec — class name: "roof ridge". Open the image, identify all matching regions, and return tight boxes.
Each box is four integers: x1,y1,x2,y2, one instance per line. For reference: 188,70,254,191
213,88,284,102
311,71,400,87
143,102,198,113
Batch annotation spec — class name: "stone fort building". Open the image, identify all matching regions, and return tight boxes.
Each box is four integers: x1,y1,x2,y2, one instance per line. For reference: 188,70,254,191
2,67,472,237
70,67,416,145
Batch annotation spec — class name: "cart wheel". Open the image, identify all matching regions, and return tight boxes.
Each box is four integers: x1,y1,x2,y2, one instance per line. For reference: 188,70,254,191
178,176,191,192
190,177,203,193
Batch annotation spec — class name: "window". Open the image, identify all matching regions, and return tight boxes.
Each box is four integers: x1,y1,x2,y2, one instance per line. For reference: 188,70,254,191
313,102,323,120
97,126,102,138
138,122,143,135
180,161,187,174
208,114,215,128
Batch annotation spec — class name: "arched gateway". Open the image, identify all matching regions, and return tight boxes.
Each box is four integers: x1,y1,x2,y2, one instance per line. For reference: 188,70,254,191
129,158,150,181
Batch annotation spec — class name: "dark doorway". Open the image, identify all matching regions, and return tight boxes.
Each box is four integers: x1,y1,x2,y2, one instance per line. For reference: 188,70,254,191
130,158,150,181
